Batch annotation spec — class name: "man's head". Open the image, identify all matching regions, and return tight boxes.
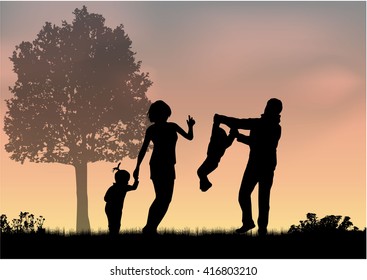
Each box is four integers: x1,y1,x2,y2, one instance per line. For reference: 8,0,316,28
264,98,283,116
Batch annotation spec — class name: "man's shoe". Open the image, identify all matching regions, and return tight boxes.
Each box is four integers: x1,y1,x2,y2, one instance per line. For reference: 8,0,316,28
235,224,255,234
142,226,158,235
258,228,268,236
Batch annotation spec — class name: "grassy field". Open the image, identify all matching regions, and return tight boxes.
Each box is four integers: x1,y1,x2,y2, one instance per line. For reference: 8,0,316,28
1,229,365,259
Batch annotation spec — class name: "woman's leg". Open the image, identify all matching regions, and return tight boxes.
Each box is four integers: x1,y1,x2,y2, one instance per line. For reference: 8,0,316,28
144,178,175,233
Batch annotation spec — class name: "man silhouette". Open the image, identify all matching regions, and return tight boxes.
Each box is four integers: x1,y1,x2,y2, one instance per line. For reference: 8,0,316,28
215,98,282,235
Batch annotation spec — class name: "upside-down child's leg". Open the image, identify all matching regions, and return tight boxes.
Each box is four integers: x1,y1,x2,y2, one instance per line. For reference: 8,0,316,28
197,157,219,191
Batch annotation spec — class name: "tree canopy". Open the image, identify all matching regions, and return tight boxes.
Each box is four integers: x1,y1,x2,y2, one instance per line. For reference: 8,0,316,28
5,6,152,165
4,6,152,231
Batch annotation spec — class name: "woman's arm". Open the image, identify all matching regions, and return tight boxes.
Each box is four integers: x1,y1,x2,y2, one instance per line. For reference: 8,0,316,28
133,128,151,179
176,115,195,140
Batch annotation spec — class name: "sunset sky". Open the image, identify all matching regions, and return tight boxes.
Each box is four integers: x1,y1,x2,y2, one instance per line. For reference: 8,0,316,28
0,1,365,233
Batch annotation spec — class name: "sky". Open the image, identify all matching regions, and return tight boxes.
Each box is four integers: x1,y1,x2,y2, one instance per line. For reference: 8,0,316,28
0,1,366,233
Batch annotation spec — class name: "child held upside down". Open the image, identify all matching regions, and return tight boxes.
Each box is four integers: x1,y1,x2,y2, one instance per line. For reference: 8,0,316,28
197,120,238,192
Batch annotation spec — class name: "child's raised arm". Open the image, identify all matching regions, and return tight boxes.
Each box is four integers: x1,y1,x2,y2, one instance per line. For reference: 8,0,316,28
132,179,139,190
126,179,139,191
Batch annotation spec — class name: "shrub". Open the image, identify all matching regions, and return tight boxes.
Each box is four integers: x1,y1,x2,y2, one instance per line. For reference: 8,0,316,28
0,211,45,233
288,213,359,234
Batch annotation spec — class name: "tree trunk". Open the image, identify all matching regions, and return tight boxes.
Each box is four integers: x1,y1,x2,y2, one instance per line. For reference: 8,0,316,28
74,162,91,232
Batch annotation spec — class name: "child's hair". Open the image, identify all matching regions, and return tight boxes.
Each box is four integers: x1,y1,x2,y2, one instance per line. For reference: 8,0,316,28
147,100,171,122
113,163,130,184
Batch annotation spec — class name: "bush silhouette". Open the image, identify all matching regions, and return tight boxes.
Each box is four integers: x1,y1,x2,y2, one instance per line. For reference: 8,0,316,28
288,213,359,234
0,212,45,233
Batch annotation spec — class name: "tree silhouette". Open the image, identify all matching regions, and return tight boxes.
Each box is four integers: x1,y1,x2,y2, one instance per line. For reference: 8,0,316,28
4,6,152,232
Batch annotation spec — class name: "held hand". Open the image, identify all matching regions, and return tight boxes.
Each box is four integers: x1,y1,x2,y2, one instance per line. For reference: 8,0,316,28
187,115,196,127
214,114,220,124
229,128,239,138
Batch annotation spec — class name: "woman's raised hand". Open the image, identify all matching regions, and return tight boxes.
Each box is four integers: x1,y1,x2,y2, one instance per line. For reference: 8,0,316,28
187,115,196,127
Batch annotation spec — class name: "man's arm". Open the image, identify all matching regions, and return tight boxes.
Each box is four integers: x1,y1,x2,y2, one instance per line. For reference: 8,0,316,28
225,128,238,148
237,134,251,145
214,114,257,130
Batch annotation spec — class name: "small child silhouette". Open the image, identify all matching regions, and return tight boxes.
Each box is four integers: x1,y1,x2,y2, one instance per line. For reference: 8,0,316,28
197,120,238,191
104,163,139,235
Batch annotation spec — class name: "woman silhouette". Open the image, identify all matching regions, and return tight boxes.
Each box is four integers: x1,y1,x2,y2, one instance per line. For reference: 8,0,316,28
133,100,195,234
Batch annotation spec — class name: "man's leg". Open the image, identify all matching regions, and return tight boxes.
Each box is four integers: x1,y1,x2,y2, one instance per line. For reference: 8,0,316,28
257,171,274,235
236,166,258,233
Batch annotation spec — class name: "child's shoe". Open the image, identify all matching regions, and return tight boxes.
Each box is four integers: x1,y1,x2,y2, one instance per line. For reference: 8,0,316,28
200,178,212,192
